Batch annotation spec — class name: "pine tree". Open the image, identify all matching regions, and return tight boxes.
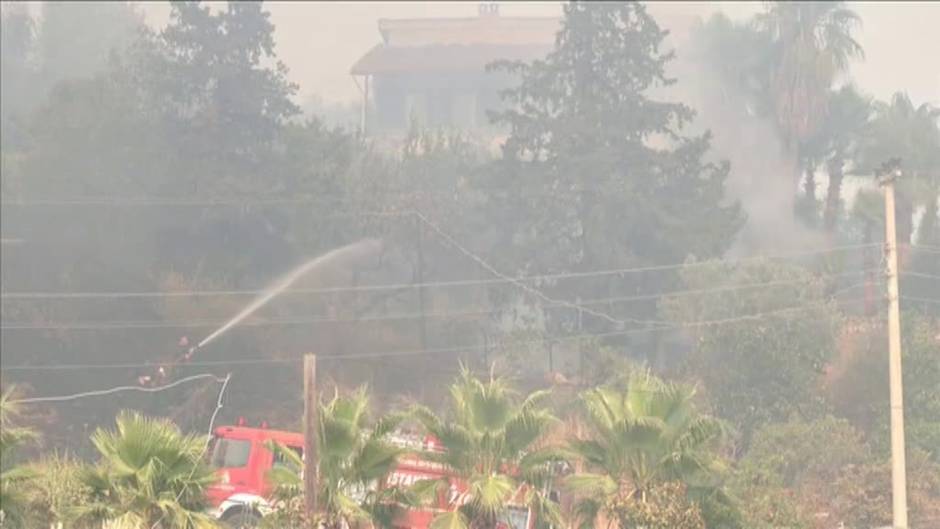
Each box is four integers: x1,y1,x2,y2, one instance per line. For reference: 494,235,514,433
480,1,743,339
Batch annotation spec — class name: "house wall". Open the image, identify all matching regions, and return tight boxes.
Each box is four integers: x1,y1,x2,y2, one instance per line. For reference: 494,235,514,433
372,71,515,132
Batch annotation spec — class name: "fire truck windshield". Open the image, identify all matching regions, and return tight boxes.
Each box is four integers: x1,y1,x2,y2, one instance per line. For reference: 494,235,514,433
209,437,251,468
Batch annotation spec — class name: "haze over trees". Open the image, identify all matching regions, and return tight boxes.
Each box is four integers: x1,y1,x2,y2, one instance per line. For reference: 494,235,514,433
1,1,939,527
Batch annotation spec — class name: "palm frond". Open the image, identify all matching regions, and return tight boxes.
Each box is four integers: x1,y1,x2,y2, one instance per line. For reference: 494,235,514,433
568,438,608,467
371,410,407,440
571,497,602,529
564,473,617,497
407,477,452,507
429,510,469,529
410,404,444,435
519,446,571,472
351,438,404,482
570,373,730,501
503,408,559,457
79,411,215,526
0,385,38,455
468,473,515,515
526,487,564,529
675,416,727,452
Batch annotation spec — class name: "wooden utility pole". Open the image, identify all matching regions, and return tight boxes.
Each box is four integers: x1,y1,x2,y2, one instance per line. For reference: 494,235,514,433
303,353,319,522
879,159,908,529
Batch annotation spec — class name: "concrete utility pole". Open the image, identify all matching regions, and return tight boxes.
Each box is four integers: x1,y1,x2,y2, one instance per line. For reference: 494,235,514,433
303,353,319,522
878,158,908,529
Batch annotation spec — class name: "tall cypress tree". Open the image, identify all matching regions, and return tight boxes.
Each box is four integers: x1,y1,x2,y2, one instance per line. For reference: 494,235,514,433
478,2,743,340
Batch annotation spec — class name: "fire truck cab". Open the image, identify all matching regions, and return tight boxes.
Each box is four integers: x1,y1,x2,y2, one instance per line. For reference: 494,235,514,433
206,421,538,529
207,421,303,523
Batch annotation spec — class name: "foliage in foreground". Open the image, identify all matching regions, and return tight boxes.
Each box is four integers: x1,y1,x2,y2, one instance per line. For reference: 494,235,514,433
733,415,940,528
0,386,39,528
263,387,409,529
605,482,705,529
72,411,217,529
826,311,940,460
566,371,729,529
411,367,562,529
20,453,91,529
660,259,841,441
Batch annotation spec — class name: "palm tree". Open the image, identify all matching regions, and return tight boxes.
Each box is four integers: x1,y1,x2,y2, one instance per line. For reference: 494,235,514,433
411,367,562,529
565,371,727,529
800,84,873,232
0,386,39,528
72,411,217,529
264,387,409,529
857,93,940,246
755,1,864,200
757,1,864,147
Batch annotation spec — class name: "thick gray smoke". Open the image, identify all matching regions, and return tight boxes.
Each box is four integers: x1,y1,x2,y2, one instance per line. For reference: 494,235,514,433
659,24,827,257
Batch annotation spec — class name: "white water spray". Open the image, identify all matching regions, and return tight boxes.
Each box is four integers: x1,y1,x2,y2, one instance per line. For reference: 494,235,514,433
192,238,383,352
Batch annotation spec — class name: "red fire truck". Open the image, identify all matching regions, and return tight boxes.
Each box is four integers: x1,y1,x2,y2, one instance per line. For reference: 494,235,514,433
206,420,538,529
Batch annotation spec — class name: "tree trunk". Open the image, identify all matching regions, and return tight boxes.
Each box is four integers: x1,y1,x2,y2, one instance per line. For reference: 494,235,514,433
785,153,800,221
804,165,817,204
824,157,844,232
917,191,939,245
797,163,818,227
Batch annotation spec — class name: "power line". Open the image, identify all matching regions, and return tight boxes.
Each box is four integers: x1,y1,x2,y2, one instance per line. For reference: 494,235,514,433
901,271,940,280
0,244,878,301
0,185,650,208
0,270,878,331
9,373,227,404
901,296,940,305
0,243,878,302
0,195,420,208
910,245,940,255
3,363,695,409
0,198,411,221
415,211,873,329
1,296,866,373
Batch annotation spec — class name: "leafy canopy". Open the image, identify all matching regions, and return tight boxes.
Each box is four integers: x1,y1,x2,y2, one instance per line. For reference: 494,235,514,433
477,1,742,336
659,259,841,439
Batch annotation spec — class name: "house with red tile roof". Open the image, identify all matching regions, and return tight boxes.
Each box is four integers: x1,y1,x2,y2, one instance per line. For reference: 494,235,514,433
350,3,559,134
350,3,700,137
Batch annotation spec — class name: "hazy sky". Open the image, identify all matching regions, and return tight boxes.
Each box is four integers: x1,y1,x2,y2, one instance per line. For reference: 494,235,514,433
137,1,940,107
19,1,940,107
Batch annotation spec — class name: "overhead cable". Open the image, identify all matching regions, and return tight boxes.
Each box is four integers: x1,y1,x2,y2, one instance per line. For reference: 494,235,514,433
0,243,879,301
1,295,867,373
